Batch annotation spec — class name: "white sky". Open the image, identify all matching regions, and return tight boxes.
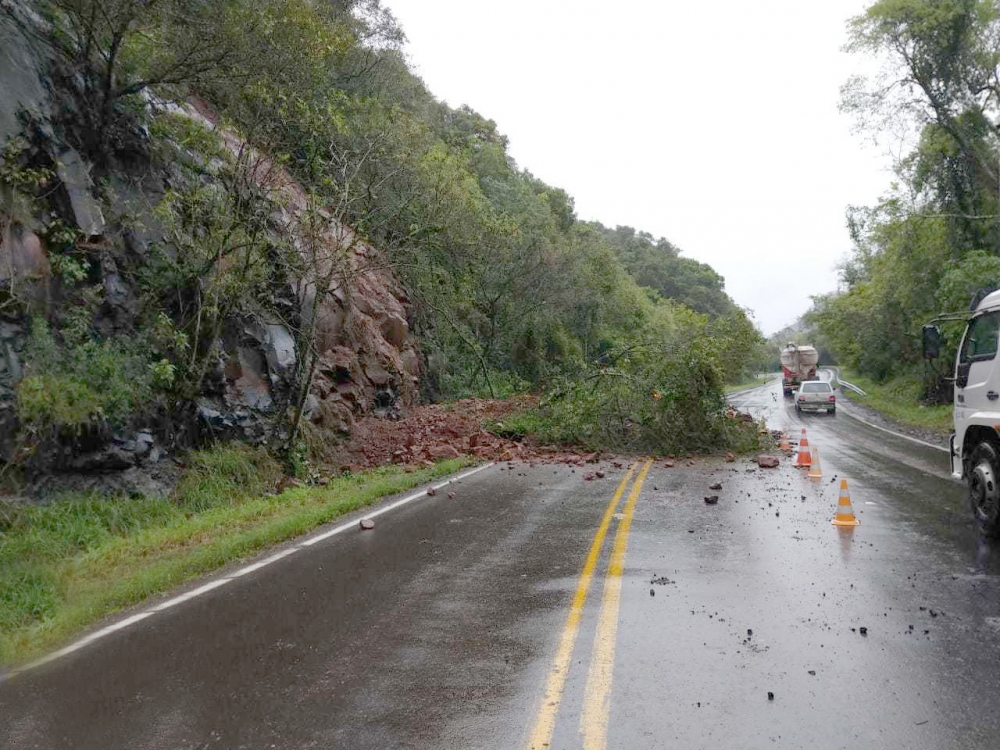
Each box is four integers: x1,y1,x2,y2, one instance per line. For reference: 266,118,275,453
385,0,894,335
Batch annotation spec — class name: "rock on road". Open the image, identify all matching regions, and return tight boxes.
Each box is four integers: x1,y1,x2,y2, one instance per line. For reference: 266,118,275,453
4,378,1000,748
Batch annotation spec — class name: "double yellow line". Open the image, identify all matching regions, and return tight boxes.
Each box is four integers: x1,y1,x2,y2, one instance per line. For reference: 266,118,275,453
526,458,654,750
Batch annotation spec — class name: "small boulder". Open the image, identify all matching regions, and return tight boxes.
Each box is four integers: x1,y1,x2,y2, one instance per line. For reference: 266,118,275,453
360,518,375,530
757,455,780,469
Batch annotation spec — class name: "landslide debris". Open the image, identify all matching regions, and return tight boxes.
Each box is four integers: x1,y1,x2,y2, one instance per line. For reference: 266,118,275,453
308,397,623,472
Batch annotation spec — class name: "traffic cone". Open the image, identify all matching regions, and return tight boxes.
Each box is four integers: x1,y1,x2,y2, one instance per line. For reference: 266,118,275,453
778,432,791,452
808,445,823,479
831,479,860,526
794,429,811,468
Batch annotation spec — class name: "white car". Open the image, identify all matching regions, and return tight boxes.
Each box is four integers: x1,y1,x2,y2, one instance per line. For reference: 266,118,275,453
794,381,836,414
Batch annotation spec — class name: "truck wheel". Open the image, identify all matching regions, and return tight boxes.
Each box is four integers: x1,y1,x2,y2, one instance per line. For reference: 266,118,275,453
968,441,1000,535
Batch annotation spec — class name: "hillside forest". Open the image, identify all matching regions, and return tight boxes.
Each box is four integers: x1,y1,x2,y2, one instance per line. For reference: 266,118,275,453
808,0,1000,399
0,0,770,479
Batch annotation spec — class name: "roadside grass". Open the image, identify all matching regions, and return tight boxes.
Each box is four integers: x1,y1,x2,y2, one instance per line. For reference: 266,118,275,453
838,370,952,437
724,373,779,394
0,445,470,667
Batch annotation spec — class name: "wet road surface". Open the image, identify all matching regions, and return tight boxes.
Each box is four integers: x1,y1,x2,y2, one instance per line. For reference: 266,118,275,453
5,379,1000,748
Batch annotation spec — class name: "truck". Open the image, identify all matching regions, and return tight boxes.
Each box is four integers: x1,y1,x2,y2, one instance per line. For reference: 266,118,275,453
925,288,1000,534
780,343,819,396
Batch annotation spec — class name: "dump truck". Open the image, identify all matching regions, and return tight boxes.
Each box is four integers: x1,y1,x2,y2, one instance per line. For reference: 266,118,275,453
780,343,819,396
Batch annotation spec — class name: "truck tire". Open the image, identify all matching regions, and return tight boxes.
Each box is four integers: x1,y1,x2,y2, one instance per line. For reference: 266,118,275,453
968,441,1000,536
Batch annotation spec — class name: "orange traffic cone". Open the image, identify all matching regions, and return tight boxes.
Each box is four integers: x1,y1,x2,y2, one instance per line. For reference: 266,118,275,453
831,479,860,526
778,432,791,452
808,445,823,479
794,429,812,468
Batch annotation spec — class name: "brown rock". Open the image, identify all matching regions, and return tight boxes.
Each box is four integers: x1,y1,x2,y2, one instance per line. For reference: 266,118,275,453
426,487,437,496
427,444,463,460
275,476,302,493
725,452,736,462
757,455,780,469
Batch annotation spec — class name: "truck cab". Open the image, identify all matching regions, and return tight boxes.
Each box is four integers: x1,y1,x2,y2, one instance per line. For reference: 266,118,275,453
928,289,1000,533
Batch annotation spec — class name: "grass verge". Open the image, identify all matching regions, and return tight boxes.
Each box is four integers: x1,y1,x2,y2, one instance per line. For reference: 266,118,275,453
0,446,471,668
838,370,951,437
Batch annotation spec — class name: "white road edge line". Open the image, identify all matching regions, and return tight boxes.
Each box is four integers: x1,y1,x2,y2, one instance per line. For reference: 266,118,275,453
150,578,232,612
840,408,949,453
298,462,493,547
228,548,298,578
729,369,949,454
2,462,494,682
14,613,155,674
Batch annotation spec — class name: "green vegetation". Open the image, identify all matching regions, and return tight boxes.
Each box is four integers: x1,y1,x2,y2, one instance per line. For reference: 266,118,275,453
0,446,468,666
809,0,1000,402
838,370,952,437
490,329,770,455
0,0,769,459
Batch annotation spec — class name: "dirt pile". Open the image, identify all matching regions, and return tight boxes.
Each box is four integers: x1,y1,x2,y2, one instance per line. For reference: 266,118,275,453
313,396,610,472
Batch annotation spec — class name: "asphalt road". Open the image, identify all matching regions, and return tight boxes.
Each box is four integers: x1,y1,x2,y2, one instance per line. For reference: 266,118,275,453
5,379,1000,748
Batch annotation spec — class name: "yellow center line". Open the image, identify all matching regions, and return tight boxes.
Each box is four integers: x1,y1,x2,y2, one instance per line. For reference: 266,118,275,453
525,461,640,750
580,458,653,750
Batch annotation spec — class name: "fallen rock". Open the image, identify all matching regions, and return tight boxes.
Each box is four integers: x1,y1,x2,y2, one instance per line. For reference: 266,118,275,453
709,482,722,490
275,476,303,493
704,495,719,505
360,518,375,530
756,455,780,469
724,452,736,462
426,487,437,496
595,470,606,479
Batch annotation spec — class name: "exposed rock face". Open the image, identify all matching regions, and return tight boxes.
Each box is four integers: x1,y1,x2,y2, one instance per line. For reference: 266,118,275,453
0,318,26,462
183,98,421,435
0,2,52,149
0,18,424,476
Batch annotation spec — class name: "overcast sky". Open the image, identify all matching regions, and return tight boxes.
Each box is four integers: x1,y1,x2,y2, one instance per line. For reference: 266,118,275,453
384,0,894,335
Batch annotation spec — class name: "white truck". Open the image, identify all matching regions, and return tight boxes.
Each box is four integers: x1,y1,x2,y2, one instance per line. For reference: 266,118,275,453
925,288,1000,534
780,343,819,396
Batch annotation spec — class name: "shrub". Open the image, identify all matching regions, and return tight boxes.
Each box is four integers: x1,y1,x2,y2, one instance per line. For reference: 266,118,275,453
492,337,764,455
15,318,157,437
